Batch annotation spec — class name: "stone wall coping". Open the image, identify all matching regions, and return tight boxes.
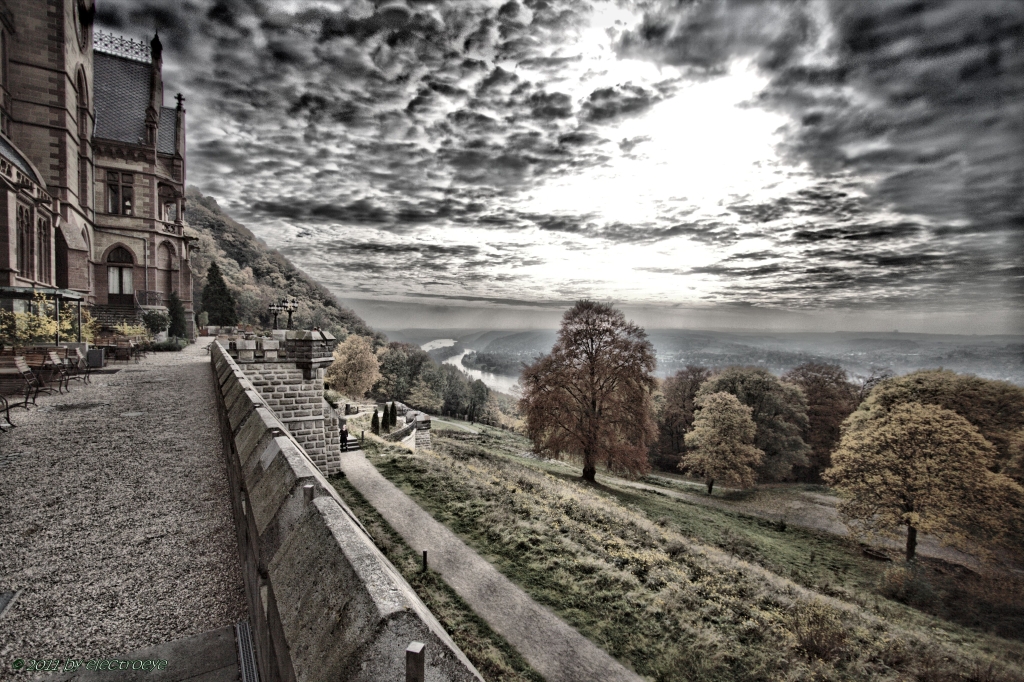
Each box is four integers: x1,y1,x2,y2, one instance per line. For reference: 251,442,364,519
211,343,478,682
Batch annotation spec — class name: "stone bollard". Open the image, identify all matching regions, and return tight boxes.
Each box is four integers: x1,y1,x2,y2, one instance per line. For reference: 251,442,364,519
406,642,425,682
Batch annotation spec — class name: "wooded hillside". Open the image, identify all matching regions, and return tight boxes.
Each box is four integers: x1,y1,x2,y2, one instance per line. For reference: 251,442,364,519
185,187,379,341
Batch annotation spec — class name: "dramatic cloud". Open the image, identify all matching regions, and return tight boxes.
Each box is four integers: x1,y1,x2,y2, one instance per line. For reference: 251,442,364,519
96,0,1023,332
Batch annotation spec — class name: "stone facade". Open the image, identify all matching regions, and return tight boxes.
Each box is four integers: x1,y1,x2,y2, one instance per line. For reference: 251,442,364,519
0,1,196,335
219,330,342,475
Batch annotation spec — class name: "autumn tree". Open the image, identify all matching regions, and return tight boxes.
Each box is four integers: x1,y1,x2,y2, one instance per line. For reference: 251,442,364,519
862,369,1024,483
653,365,712,471
682,392,763,495
783,362,858,482
824,401,1022,562
697,366,810,482
372,342,431,401
407,376,443,414
325,334,381,399
520,300,657,482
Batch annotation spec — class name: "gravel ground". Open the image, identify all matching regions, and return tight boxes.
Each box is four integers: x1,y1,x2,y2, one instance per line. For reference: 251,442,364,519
0,339,246,680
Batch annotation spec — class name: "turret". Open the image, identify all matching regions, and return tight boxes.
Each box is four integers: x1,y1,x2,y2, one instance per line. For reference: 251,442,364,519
144,32,163,146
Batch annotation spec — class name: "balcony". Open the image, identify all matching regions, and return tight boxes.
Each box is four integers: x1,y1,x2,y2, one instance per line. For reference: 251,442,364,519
135,290,166,307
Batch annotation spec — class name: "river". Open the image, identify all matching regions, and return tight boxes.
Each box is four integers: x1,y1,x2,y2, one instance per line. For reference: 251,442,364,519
420,340,521,395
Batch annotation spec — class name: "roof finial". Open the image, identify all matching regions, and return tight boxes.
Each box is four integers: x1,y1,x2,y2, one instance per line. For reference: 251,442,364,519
175,93,185,110
150,31,163,62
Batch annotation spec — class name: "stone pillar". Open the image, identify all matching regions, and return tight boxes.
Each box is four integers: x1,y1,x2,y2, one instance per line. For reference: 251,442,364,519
414,414,431,451
219,331,341,475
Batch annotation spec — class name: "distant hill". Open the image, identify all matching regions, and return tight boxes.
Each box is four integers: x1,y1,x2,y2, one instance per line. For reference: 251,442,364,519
386,327,1024,386
185,187,379,341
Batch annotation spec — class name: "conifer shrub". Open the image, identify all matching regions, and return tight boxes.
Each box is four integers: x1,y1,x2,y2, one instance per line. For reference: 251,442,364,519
371,408,380,435
168,291,188,338
202,261,238,326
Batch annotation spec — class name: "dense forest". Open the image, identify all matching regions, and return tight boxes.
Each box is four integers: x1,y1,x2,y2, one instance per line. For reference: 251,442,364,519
185,187,379,341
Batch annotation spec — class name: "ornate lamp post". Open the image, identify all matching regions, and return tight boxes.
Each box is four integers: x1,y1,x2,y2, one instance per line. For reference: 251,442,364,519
282,297,299,330
268,302,282,330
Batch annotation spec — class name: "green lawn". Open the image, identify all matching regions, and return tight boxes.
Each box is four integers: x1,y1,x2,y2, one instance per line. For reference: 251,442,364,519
356,427,1024,682
329,474,544,682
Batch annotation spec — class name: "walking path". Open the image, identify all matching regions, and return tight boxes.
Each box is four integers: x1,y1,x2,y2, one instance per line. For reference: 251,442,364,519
0,340,247,678
338,452,643,682
610,477,985,569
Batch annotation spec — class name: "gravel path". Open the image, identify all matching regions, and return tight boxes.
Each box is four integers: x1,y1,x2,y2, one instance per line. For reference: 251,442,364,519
0,339,246,680
612,477,986,569
339,452,643,682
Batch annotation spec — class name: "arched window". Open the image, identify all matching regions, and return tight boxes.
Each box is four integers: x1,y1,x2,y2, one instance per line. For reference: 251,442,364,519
106,246,134,305
16,203,33,279
107,246,133,263
37,217,51,284
156,242,175,298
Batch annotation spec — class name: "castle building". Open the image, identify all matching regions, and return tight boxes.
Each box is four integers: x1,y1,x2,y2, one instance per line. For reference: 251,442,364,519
0,0,195,337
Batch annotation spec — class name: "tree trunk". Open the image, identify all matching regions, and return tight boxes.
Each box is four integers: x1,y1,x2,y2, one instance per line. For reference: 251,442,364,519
582,463,596,482
905,525,917,562
707,479,714,496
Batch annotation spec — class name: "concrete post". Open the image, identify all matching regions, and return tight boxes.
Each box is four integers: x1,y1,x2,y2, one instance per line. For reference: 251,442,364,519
406,642,425,682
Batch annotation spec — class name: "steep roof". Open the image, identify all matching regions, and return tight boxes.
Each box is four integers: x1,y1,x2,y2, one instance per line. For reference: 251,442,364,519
158,107,177,154
94,52,151,145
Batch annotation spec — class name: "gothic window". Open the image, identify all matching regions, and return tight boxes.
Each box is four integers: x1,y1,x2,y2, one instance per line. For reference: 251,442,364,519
37,217,51,284
106,171,134,215
106,247,134,298
16,204,33,278
78,70,90,207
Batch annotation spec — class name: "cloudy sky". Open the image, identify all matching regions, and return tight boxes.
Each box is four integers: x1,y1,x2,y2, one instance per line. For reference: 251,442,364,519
96,0,1023,333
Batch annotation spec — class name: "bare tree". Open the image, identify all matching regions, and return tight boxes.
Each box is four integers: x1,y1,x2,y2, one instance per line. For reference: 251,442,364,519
520,300,657,482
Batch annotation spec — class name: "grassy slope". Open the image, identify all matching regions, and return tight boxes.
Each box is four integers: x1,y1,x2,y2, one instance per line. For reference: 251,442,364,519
360,427,1024,682
184,187,380,341
329,475,544,682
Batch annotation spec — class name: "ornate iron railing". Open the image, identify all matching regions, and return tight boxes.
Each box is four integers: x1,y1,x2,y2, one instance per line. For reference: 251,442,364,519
135,290,165,307
94,31,151,63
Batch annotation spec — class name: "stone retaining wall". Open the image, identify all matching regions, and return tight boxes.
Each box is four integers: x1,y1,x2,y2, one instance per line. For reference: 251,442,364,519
211,342,482,682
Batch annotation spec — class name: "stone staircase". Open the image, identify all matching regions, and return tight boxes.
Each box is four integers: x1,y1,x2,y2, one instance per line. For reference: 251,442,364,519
90,304,142,330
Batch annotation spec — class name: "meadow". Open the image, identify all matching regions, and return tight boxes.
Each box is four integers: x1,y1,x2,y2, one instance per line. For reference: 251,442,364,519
345,425,1024,682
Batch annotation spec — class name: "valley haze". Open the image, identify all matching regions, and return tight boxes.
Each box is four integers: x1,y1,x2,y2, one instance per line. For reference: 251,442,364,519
387,327,1024,389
